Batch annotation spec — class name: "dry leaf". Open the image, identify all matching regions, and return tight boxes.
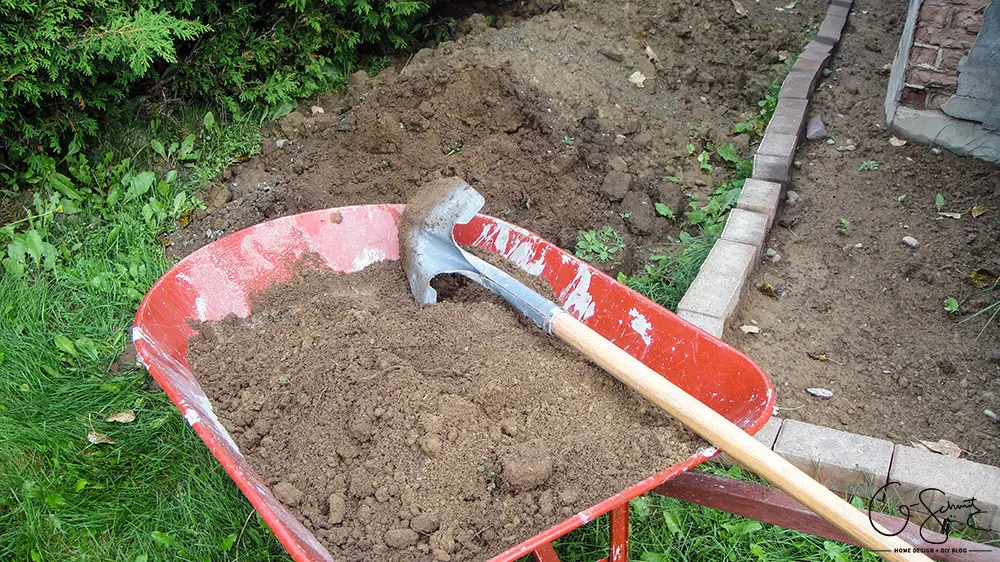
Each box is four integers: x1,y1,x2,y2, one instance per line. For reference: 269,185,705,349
740,325,760,334
938,211,962,219
87,431,116,445
971,204,986,218
918,439,962,457
777,50,791,61
808,352,830,361
106,409,136,423
970,269,998,289
628,71,647,88
758,281,784,298
806,387,834,399
889,136,907,147
732,0,748,16
643,45,663,71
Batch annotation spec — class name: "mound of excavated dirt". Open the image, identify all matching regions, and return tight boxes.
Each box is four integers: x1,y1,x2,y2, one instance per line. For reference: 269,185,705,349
169,0,825,276
189,262,703,561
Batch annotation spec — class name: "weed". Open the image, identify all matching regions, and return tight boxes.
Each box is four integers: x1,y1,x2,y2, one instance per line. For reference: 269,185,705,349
620,233,713,311
858,160,879,172
837,218,850,235
685,143,696,155
575,226,625,263
935,193,947,211
562,136,575,146
958,279,1000,338
944,297,960,313
654,203,675,220
732,81,781,140
897,194,906,202
664,175,682,185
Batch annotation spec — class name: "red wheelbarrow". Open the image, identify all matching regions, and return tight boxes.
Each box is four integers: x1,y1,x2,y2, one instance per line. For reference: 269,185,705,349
134,205,775,561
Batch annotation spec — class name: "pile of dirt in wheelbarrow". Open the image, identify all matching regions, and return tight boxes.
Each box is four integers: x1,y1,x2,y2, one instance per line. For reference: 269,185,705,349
189,261,705,560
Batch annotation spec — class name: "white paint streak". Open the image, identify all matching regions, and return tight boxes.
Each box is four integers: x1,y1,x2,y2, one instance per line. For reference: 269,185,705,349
698,446,719,458
184,409,201,426
352,247,386,271
576,512,591,525
494,223,510,253
194,296,209,322
474,224,495,246
629,308,653,346
560,265,596,320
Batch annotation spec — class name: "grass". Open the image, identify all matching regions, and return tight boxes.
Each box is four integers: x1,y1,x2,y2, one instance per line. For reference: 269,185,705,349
550,465,882,562
0,109,284,561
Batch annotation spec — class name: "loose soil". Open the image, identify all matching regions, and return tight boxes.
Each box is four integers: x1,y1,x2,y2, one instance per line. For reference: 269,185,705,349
189,261,702,560
730,2,1000,464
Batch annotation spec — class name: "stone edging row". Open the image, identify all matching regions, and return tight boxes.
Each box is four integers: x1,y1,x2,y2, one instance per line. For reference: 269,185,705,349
672,0,1000,536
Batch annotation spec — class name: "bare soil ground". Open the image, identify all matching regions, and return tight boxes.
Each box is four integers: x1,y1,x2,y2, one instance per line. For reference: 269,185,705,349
189,263,702,560
730,1,1000,465
171,0,1000,516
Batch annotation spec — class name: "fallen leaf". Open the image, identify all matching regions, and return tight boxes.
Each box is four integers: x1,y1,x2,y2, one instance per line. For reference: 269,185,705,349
758,281,784,298
918,439,962,457
628,71,647,88
938,211,962,219
643,45,663,71
740,325,760,334
889,136,907,147
807,352,829,361
105,409,136,423
969,269,998,289
806,387,834,399
777,50,790,61
87,431,115,445
732,0,748,16
971,204,986,218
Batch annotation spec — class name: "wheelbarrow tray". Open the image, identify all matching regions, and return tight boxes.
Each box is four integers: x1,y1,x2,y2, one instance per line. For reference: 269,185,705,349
133,205,774,561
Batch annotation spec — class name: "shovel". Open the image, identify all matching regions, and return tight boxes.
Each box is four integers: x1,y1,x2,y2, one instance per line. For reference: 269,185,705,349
400,177,930,562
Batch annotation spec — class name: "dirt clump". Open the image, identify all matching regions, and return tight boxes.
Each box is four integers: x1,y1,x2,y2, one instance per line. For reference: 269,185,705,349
189,261,703,560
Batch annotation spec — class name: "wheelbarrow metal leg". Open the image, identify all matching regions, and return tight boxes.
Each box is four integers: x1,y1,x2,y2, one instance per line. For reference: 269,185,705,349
532,542,561,562
607,503,630,562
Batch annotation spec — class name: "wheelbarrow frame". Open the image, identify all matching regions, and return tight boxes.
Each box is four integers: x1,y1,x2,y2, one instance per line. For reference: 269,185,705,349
134,204,775,562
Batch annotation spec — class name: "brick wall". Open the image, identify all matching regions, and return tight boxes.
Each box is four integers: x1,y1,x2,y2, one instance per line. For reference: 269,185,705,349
901,0,989,110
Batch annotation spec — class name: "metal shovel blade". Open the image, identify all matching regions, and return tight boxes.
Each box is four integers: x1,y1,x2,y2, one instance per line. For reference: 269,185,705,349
400,177,561,330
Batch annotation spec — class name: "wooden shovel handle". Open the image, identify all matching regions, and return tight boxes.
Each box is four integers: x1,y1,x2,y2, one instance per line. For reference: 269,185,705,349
550,312,932,562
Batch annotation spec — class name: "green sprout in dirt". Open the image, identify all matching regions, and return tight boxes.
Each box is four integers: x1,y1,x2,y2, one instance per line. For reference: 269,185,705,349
654,202,675,220
561,136,575,146
574,226,625,263
858,160,879,172
944,297,960,313
664,175,682,185
732,81,781,140
837,218,850,235
935,192,947,211
958,278,1000,338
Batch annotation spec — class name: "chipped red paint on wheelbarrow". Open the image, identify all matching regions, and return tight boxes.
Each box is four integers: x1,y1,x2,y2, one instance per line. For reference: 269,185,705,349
133,205,775,562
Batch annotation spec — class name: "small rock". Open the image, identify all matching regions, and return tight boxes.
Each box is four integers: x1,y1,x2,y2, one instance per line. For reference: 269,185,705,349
337,116,354,132
898,376,910,388
902,235,920,248
806,116,828,140
310,105,325,114
501,444,553,492
348,70,369,87
600,46,625,62
806,387,834,399
826,138,836,145
328,493,346,525
786,190,801,206
628,71,647,88
621,190,657,235
765,248,778,257
384,528,419,549
793,160,803,169
699,95,708,104
740,325,760,334
500,417,519,437
930,147,942,155
836,144,856,152
275,139,288,149
822,68,833,77
853,242,863,249
411,514,441,534
985,409,998,422
771,253,782,263
601,170,631,201
273,482,304,506
608,156,628,173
